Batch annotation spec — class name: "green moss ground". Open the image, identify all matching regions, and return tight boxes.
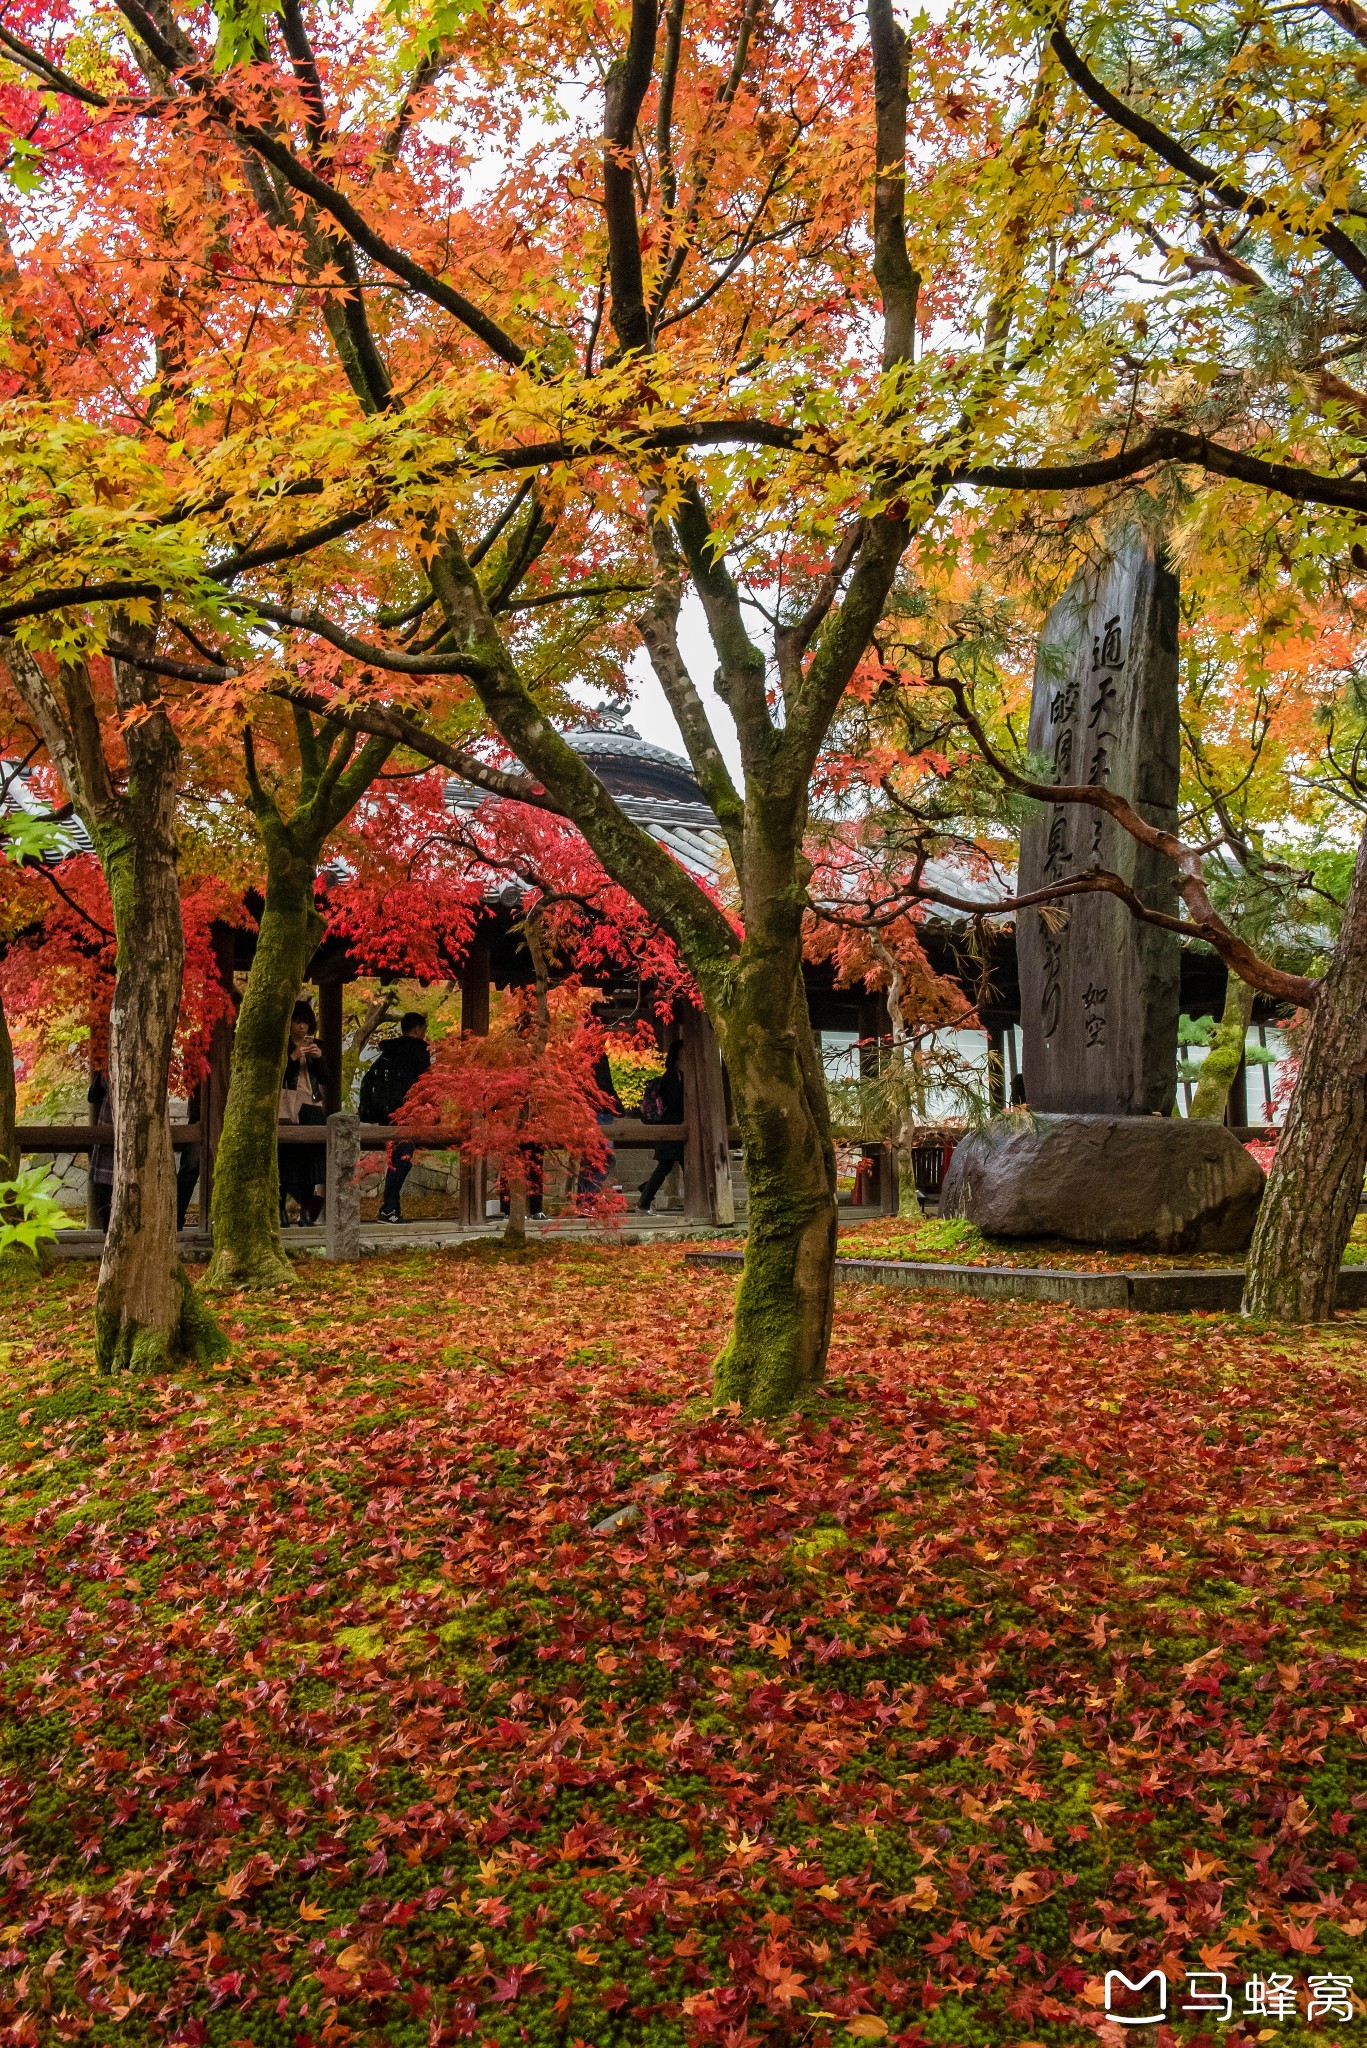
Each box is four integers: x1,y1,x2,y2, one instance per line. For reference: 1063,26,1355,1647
0,1243,1363,2045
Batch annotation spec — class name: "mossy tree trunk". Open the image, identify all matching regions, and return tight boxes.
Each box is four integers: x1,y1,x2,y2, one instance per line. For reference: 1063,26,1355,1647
1242,819,1367,1321
713,955,838,1416
0,980,16,1181
1,629,226,1371
1189,973,1256,1123
95,811,223,1370
205,711,391,1291
204,834,323,1289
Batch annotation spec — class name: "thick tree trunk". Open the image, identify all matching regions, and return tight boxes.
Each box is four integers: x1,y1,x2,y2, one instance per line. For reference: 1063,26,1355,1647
206,845,323,1291
0,979,16,1181
1242,821,1367,1321
713,961,838,1416
1189,973,1255,1122
95,819,225,1372
0,977,32,1279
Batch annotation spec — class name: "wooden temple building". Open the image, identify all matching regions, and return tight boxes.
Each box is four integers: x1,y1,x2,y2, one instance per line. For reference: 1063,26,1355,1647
6,714,1274,1233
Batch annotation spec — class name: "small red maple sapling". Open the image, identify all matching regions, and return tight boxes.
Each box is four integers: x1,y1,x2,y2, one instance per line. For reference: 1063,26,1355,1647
397,984,621,1244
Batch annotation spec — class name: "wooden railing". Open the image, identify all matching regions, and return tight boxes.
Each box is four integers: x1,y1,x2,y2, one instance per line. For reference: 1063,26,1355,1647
22,1113,904,1256
18,1114,715,1257
17,1124,201,1149
324,1116,699,1256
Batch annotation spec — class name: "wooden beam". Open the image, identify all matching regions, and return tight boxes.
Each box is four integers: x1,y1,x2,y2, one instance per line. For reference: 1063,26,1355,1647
19,1125,202,1148
679,1005,735,1226
318,977,344,1116
458,935,491,1223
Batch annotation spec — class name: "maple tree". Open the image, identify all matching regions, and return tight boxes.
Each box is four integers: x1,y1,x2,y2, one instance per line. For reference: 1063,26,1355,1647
0,631,231,1370
0,0,1019,1402
203,705,395,1291
400,982,620,1245
6,0,1367,1383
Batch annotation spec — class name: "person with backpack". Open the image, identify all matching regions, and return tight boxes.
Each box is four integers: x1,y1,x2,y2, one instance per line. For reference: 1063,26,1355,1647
359,1012,431,1223
637,1038,685,1213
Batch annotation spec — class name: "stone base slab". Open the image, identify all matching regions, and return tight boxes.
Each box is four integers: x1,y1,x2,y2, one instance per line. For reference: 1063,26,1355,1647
938,1114,1264,1253
684,1250,1367,1315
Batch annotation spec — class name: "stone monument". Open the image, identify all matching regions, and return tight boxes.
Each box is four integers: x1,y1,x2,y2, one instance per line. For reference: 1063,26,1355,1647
1016,533,1181,1112
940,534,1266,1250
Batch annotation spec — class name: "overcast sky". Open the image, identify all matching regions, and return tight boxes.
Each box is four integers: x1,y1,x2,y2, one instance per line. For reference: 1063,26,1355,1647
577,588,747,785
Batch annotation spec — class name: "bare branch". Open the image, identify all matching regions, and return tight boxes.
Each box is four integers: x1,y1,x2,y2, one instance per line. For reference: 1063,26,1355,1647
265,683,562,810
930,660,1319,1007
602,0,657,355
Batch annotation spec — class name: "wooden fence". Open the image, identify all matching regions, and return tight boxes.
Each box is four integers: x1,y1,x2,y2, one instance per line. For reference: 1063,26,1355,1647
14,1113,749,1257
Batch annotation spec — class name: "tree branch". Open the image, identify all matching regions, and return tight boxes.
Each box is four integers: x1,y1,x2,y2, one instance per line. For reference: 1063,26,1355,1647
671,482,773,767
238,596,489,675
9,424,1367,637
932,662,1317,1007
1050,26,1367,294
111,0,529,369
422,532,743,978
868,0,918,368
265,683,561,810
602,0,657,355
380,43,453,164
0,23,108,104
650,0,763,322
635,518,745,859
1314,0,1367,46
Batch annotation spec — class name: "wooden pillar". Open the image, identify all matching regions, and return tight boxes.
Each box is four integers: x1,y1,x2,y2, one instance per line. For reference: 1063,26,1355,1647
318,977,344,1115
85,1001,112,1228
325,1113,361,1259
985,1023,1007,1114
680,1004,734,1226
1256,1021,1274,1120
459,930,491,1223
855,1000,903,1214
1225,1054,1249,1131
460,931,491,1035
1004,1023,1021,1106
200,927,237,1227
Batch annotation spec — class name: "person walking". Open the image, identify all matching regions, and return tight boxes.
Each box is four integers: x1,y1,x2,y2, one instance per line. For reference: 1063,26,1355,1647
359,1012,431,1223
637,1039,685,1213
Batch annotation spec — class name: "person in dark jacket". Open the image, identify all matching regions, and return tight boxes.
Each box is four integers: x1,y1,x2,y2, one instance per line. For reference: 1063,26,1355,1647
362,1012,431,1222
637,1040,685,1213
280,1001,329,1224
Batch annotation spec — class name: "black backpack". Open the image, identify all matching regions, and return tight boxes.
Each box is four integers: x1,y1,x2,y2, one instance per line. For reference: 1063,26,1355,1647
640,1077,669,1125
358,1046,397,1125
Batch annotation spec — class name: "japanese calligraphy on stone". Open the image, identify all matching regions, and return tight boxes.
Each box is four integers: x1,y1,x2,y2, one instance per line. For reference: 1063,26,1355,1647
1017,536,1182,1116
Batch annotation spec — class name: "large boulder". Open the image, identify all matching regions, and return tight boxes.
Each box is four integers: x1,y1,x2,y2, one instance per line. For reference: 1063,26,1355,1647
939,1114,1264,1253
